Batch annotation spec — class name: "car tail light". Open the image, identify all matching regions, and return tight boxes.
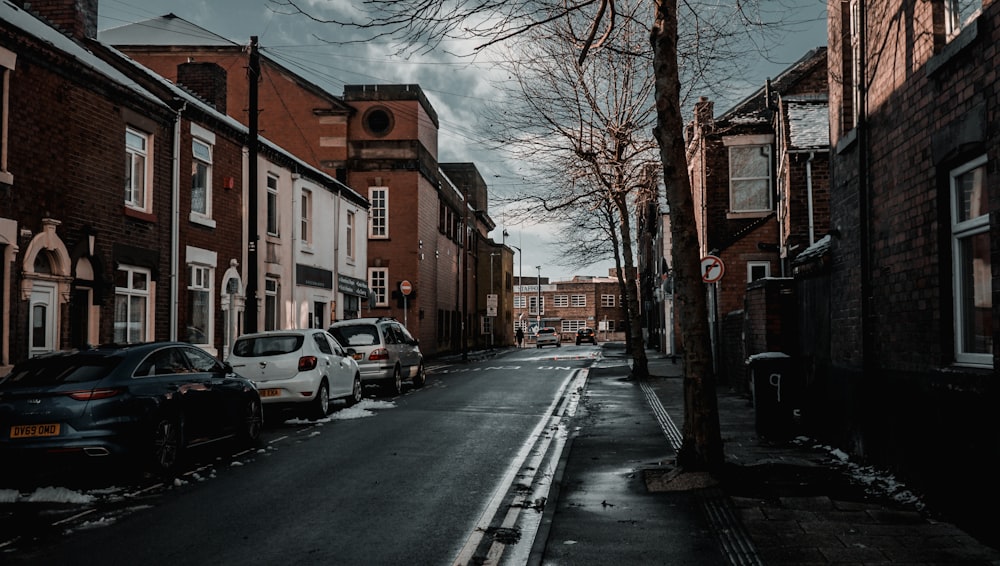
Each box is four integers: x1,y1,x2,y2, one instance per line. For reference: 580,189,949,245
298,356,318,371
368,348,389,361
67,388,122,401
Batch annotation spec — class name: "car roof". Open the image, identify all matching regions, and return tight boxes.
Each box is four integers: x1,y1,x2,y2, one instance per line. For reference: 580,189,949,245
329,317,396,326
235,329,319,339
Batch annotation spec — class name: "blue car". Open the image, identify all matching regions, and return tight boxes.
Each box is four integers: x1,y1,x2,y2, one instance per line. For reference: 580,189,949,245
0,342,262,476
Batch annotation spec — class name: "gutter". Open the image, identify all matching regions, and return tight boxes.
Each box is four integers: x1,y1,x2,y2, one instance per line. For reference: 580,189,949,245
170,100,188,341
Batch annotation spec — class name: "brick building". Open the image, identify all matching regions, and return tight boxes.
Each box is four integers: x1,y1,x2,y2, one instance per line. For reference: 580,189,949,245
682,47,829,384
814,0,1000,543
514,274,629,343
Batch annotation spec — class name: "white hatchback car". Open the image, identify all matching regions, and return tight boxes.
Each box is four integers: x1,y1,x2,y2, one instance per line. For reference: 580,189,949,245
536,327,561,348
228,330,362,420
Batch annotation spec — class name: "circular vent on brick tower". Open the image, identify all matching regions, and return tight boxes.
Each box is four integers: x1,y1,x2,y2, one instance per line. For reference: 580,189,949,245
363,107,394,137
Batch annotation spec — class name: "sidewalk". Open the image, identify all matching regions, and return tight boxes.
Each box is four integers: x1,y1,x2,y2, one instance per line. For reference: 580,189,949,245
533,345,1000,565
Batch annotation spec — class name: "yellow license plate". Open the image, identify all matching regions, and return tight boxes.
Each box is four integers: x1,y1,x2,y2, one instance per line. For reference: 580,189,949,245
10,423,61,439
259,388,281,398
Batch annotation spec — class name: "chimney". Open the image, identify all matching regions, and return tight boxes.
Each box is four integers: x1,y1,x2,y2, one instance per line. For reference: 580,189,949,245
24,0,99,42
177,61,228,114
694,96,714,127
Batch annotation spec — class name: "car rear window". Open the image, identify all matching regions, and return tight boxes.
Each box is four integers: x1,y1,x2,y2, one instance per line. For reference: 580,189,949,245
232,335,304,357
1,355,121,387
329,325,380,347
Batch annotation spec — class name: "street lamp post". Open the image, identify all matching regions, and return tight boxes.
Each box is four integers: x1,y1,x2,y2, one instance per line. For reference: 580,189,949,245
489,252,500,348
511,245,522,339
536,265,542,332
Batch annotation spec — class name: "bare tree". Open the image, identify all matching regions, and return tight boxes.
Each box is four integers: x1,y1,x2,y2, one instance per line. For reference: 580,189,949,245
481,4,657,377
268,0,795,470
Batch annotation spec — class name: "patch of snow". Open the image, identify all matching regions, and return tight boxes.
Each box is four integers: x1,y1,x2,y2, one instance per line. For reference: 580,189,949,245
0,489,19,503
24,487,95,504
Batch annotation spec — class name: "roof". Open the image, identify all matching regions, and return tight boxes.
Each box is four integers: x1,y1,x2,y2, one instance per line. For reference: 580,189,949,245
719,47,828,124
787,98,829,149
98,13,237,47
1,1,167,111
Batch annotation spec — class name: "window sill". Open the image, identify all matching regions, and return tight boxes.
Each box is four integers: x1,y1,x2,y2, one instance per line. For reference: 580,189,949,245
835,128,858,154
927,18,978,78
189,213,216,229
726,211,771,220
0,170,12,185
301,244,314,255
124,206,155,222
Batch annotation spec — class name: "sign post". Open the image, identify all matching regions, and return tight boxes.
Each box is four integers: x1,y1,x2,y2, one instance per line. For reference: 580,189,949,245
399,280,412,327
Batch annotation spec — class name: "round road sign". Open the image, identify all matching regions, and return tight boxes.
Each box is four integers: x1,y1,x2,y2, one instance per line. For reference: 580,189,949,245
700,255,725,283
399,280,412,296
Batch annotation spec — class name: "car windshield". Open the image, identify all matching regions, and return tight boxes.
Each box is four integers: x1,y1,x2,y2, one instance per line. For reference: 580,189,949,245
1,355,121,387
329,325,379,347
232,335,304,357
539,328,555,334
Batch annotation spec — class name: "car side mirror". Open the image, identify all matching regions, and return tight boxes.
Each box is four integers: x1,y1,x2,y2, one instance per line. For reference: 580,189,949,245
222,361,235,375
345,348,357,356
411,339,419,346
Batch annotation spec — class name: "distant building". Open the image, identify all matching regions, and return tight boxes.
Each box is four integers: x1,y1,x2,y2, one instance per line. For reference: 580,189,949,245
514,273,629,343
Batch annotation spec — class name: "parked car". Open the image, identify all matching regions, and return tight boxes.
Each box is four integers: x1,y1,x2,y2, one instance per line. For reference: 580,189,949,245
328,317,424,395
536,327,561,348
228,330,362,420
0,342,262,475
576,328,597,345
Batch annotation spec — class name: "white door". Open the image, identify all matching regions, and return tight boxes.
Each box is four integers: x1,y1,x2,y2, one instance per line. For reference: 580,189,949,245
29,283,57,357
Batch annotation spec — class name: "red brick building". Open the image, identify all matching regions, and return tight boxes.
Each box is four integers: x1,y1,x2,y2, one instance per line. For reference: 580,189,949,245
815,0,1000,542
514,274,629,343
683,48,829,384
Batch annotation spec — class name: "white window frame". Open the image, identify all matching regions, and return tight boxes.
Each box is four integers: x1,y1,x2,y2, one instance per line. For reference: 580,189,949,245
950,155,992,367
724,136,773,214
601,294,615,307
571,294,586,307
514,295,526,309
849,0,861,130
191,137,213,221
266,174,280,236
300,188,312,247
114,265,151,343
187,264,212,345
369,186,388,238
369,267,388,307
346,210,355,260
481,315,493,335
125,127,151,211
0,46,14,185
553,295,569,307
946,0,981,39
264,276,279,331
561,320,586,333
529,296,545,316
748,261,771,282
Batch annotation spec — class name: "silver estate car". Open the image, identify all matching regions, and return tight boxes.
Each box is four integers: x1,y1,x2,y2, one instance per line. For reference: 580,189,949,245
328,317,425,396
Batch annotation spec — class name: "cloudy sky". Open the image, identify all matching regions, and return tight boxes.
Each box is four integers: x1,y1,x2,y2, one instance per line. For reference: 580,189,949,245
97,0,827,281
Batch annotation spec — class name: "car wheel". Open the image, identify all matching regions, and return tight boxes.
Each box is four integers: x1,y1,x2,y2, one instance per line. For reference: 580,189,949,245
310,380,330,420
536,343,541,349
412,364,426,388
384,366,402,396
150,414,184,475
345,374,362,407
576,339,581,345
239,396,263,447
556,342,561,347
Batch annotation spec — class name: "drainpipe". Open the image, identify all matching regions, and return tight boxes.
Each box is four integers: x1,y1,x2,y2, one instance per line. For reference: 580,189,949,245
806,151,816,245
858,0,873,375
170,100,188,341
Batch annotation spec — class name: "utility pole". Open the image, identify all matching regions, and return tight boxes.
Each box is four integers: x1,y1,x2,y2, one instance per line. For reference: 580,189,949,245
244,36,260,333
536,265,542,331
462,187,469,362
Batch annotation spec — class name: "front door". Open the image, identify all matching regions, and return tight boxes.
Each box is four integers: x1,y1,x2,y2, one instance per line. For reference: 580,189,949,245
29,283,57,357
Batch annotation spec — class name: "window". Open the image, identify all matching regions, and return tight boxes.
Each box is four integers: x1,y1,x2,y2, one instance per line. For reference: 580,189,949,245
0,46,14,185
848,0,861,132
748,261,770,282
481,316,493,335
514,295,526,309
125,127,150,210
186,265,212,345
264,277,279,331
728,143,772,213
300,189,312,246
553,295,569,307
946,0,981,38
346,211,355,259
369,187,388,238
601,294,615,307
266,175,279,236
561,320,586,332
950,156,992,366
191,139,212,218
529,296,545,315
369,268,388,307
571,295,586,307
114,266,150,343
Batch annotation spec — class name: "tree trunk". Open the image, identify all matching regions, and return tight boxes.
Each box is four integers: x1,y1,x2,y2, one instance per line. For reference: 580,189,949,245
614,193,648,379
651,0,724,471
